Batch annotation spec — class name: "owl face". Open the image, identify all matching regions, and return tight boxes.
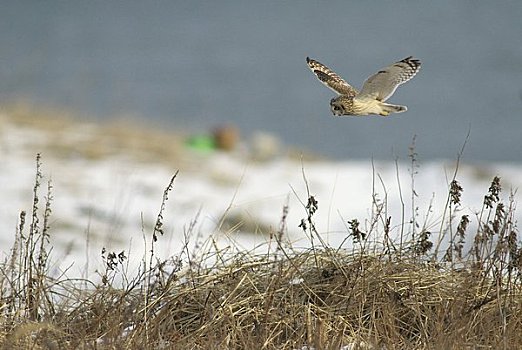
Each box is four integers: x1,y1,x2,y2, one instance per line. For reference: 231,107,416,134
330,96,351,116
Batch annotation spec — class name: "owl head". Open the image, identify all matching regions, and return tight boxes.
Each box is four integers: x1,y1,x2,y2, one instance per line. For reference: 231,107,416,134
330,96,350,116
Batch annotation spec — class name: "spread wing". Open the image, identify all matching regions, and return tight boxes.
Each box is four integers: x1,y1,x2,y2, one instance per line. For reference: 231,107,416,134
306,57,358,96
357,56,421,102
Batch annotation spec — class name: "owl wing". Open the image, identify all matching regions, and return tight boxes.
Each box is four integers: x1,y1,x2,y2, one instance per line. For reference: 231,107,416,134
356,56,421,102
306,57,358,96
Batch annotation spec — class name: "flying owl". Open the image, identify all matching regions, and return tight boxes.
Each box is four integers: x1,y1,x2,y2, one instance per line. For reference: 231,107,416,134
306,56,421,116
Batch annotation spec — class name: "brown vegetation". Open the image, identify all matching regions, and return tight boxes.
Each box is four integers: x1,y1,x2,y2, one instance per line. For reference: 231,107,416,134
0,149,521,349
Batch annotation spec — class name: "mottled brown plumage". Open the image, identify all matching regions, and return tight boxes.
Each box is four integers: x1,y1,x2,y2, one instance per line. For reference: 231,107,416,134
306,56,421,116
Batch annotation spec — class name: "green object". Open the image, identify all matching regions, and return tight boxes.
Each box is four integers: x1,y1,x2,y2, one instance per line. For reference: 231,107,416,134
185,135,216,153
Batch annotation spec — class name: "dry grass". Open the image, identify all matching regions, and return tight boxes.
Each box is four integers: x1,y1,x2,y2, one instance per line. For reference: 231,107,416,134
1,137,522,349
0,102,186,164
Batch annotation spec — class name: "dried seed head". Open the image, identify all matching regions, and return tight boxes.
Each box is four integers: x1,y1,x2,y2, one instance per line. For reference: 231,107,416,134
306,195,318,215
457,215,470,238
450,179,463,205
484,176,501,209
348,219,366,243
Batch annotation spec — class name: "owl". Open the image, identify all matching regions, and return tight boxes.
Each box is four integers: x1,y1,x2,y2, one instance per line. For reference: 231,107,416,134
306,56,421,116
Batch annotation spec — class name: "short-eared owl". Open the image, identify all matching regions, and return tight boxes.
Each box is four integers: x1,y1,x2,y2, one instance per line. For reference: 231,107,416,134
306,56,421,116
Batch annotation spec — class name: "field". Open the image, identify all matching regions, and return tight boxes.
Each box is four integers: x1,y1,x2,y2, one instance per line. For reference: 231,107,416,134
0,105,521,349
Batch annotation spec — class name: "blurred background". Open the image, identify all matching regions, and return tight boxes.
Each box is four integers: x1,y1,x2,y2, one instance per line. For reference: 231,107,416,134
0,1,521,162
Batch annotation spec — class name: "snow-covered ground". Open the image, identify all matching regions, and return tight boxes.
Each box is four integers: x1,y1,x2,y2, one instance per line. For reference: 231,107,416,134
1,110,521,278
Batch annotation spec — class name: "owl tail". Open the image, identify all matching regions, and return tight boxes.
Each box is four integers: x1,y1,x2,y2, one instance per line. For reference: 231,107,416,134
379,103,407,116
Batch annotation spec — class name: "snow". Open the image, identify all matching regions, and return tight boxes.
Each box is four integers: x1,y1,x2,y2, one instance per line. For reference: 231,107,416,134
1,114,521,278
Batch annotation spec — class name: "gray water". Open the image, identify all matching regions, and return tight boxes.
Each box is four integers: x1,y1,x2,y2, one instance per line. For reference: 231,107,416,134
1,1,521,161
